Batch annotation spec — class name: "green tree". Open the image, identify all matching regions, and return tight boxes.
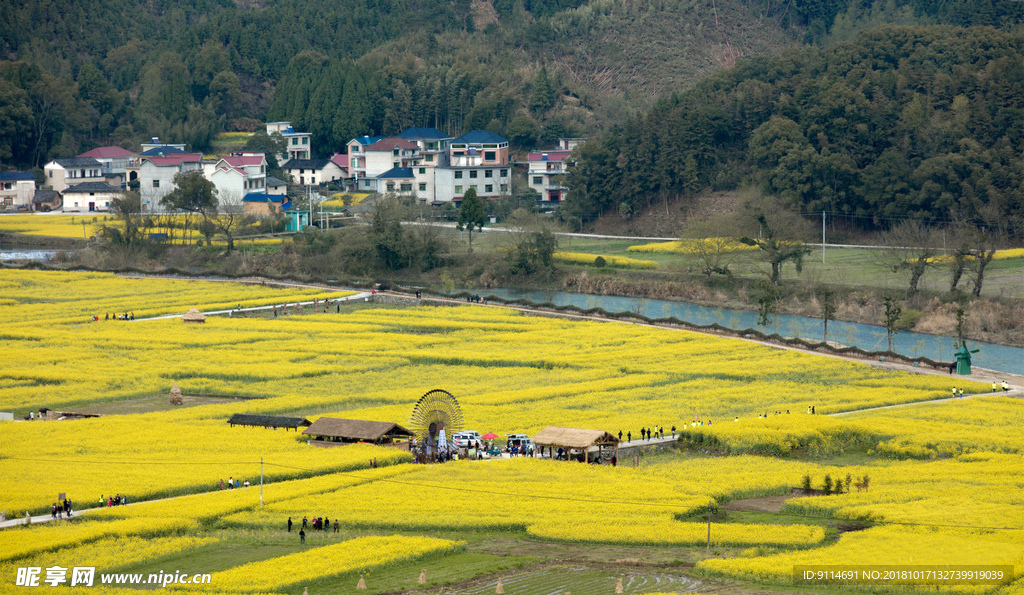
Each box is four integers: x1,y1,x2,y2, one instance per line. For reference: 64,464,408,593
244,131,288,177
102,191,144,248
739,193,812,286
817,286,837,342
506,114,539,148
883,296,902,352
530,66,554,114
457,187,487,253
160,172,219,245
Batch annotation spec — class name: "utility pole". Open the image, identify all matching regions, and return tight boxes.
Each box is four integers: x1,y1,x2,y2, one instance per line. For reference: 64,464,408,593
822,211,826,264
707,504,711,551
260,457,264,507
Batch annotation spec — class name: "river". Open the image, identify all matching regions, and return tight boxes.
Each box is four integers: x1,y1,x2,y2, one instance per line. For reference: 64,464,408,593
472,288,1024,376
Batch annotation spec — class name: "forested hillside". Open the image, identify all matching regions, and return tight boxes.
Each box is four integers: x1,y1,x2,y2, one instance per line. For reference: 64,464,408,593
565,26,1024,235
1,0,1021,174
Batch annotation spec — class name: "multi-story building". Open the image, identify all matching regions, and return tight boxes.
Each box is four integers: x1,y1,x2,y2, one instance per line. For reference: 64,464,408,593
399,127,453,203
79,146,136,186
350,137,420,192
266,122,312,162
0,172,36,209
137,152,203,211
346,135,385,183
205,154,267,206
527,150,571,203
434,130,511,203
43,157,106,192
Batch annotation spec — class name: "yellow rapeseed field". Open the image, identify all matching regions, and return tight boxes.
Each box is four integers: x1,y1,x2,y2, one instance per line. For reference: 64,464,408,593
626,239,757,254
182,535,464,593
552,251,658,269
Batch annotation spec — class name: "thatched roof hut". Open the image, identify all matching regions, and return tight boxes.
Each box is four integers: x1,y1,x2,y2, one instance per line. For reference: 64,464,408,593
182,307,206,323
228,413,312,431
532,426,619,463
302,417,414,445
169,381,183,405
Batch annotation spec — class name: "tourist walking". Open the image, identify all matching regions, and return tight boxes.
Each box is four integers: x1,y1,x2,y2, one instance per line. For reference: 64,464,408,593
299,529,305,544
288,517,293,532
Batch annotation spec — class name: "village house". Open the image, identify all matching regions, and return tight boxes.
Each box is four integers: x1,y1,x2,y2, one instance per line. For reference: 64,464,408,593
242,193,290,217
399,127,453,204
62,182,122,213
204,154,267,207
265,176,288,195
0,172,36,210
433,130,511,203
527,149,571,204
43,157,108,192
135,149,204,211
346,135,384,184
281,158,345,187
79,146,136,186
350,136,420,192
32,189,61,212
266,122,312,162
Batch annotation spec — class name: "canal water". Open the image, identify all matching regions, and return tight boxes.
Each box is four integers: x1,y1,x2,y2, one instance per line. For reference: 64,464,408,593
473,288,1024,376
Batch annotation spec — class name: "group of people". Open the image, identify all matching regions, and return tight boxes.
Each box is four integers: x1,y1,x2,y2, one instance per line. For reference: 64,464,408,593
290,515,338,543
100,494,127,507
51,498,73,519
220,477,248,489
991,381,1011,392
620,426,675,442
106,312,135,321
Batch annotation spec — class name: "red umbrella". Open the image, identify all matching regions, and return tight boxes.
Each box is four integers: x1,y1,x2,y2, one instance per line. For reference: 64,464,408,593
481,433,499,440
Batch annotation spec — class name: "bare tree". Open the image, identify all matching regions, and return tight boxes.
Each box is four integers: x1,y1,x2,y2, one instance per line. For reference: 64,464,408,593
877,220,939,298
683,214,742,278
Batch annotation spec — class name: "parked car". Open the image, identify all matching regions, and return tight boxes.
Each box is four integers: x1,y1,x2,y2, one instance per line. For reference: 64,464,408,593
452,431,481,447
504,434,532,450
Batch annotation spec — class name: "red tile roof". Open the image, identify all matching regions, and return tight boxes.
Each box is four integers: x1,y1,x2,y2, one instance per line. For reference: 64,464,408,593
364,137,419,151
527,151,572,161
222,156,265,167
331,154,349,168
79,146,135,159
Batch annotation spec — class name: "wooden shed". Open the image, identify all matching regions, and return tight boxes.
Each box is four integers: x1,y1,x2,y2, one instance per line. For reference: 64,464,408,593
183,307,206,324
302,417,414,445
227,413,312,431
532,426,619,463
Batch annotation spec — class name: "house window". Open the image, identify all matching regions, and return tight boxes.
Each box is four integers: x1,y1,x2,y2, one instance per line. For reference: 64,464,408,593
400,183,412,192
153,180,160,188
299,169,305,174
351,145,359,153
454,171,463,179
393,149,400,156
48,171,52,178
500,184,508,192
292,138,298,145
469,170,477,179
501,169,509,177
485,170,493,178
310,177,315,184
419,168,426,174
484,151,496,161
533,177,542,184
303,137,308,145
387,183,395,191
470,185,478,191
454,185,463,193
425,154,434,162
419,183,427,191
485,185,493,193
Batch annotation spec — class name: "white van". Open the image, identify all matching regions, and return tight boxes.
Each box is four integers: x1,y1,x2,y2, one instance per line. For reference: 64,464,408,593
453,431,481,447
504,434,532,449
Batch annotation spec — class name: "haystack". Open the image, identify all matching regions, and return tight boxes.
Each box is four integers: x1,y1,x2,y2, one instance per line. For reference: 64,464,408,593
182,307,206,324
169,381,183,406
